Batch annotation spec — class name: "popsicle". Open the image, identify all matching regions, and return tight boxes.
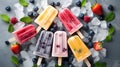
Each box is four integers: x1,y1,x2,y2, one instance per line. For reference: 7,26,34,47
33,30,53,66
68,35,91,67
35,5,58,31
58,8,84,39
8,24,37,44
52,31,68,66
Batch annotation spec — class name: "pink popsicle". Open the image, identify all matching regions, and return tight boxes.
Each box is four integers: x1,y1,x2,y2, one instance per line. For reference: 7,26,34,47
13,24,37,44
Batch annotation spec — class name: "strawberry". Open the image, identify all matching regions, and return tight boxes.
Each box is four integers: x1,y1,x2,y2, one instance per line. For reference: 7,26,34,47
92,3,103,16
10,43,21,54
93,42,103,51
84,16,90,23
10,17,18,24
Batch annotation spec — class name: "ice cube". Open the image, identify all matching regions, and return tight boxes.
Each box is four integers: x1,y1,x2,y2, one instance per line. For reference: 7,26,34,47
23,59,33,67
87,9,94,17
47,60,56,67
90,48,99,57
14,10,25,20
41,0,48,9
72,58,83,67
92,29,108,42
99,48,107,58
100,21,107,29
54,17,64,30
80,7,86,14
71,7,80,17
94,56,100,63
27,3,34,12
20,51,31,59
61,0,73,8
14,3,24,11
14,22,25,31
30,37,37,44
85,2,92,10
91,17,101,25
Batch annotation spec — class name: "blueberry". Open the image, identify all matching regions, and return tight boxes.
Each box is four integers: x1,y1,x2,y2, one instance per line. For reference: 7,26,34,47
98,15,104,20
78,13,84,19
108,5,114,11
56,2,60,6
28,11,33,17
33,6,39,12
5,41,10,45
108,23,112,28
87,42,93,48
52,24,57,28
81,24,89,31
29,0,35,4
76,0,81,7
5,6,11,11
42,63,46,67
32,58,38,64
69,64,74,67
33,12,38,17
88,35,93,41
19,59,24,64
50,2,55,7
89,30,95,36
50,28,55,32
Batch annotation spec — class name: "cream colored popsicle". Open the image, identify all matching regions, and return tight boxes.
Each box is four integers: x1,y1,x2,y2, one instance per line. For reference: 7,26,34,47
35,5,58,31
68,35,91,67
52,31,68,66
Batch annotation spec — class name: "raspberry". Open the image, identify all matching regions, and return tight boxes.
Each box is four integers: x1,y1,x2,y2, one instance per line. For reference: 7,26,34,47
10,17,18,24
84,16,90,23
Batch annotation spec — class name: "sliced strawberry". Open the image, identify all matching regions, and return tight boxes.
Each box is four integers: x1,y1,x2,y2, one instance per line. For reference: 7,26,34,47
10,43,21,54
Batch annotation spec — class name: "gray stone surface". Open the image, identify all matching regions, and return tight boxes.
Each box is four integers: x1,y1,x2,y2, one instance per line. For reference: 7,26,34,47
0,0,120,67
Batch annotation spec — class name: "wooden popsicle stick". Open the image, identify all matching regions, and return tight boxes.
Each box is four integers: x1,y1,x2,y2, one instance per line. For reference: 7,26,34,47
8,37,16,43
37,57,43,66
58,57,62,66
76,31,84,39
84,59,91,67
36,26,42,33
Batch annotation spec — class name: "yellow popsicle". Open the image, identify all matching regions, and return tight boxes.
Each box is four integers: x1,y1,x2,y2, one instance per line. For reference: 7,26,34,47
35,5,58,30
68,35,91,62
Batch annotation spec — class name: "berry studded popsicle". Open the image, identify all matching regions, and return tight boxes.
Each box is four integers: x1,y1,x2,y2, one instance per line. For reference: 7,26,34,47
68,35,91,67
33,30,53,66
52,31,68,66
35,5,58,31
58,8,84,39
8,24,37,44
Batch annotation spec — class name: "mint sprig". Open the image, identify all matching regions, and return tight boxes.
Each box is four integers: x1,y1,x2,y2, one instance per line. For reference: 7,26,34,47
19,0,29,7
20,16,32,24
95,62,107,67
8,24,14,33
105,12,115,22
81,0,87,7
11,55,19,66
0,14,10,23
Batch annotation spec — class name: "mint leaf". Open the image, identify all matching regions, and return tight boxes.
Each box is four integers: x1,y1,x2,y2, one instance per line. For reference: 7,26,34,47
0,14,10,23
109,26,115,35
106,35,112,42
11,56,19,66
20,16,32,24
95,62,107,67
81,0,87,7
32,64,37,67
19,0,29,7
8,24,14,33
105,12,115,22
